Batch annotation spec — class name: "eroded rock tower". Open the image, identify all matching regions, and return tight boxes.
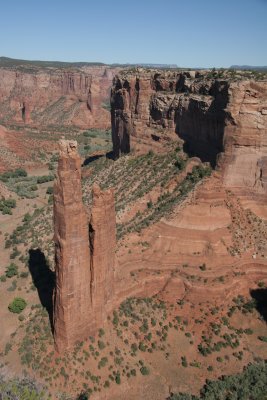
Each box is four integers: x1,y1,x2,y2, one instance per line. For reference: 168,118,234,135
53,139,115,352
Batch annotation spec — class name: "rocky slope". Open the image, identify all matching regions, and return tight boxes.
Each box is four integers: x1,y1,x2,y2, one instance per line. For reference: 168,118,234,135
0,65,117,129
111,69,267,195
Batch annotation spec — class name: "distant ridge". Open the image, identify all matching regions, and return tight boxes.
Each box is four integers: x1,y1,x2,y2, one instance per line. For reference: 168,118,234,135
0,56,178,70
111,63,178,68
0,56,106,69
230,65,267,71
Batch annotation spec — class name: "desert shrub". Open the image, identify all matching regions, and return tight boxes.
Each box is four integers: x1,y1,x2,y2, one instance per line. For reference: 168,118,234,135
168,361,267,399
174,158,185,170
8,297,27,314
5,263,18,278
99,328,105,337
98,340,105,350
140,366,150,375
46,187,53,195
258,336,267,342
0,168,27,181
0,198,16,215
115,373,121,384
0,376,46,399
37,175,54,184
181,356,188,367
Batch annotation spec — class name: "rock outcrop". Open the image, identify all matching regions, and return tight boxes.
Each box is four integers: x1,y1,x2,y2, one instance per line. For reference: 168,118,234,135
89,184,116,327
53,140,116,352
53,139,92,352
111,70,267,193
0,66,117,129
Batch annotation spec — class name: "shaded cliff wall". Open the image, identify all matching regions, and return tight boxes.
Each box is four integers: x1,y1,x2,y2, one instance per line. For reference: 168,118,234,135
111,70,267,191
0,66,116,128
111,71,229,164
53,140,116,352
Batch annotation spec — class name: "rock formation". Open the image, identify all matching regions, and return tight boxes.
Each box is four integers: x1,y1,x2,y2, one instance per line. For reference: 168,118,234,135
111,70,267,194
53,139,93,352
53,140,116,352
0,65,118,129
89,184,116,327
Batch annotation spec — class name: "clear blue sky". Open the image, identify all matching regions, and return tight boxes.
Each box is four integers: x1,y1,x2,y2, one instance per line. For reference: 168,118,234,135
1,0,266,67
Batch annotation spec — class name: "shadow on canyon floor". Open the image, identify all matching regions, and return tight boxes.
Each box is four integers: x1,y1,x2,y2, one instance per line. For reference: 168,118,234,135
251,288,267,322
82,150,114,166
28,248,55,330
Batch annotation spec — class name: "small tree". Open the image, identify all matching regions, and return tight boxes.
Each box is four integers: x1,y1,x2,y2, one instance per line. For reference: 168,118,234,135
8,297,27,314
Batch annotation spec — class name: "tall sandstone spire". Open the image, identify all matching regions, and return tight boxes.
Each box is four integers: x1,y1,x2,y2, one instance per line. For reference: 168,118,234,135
53,139,116,353
89,184,116,327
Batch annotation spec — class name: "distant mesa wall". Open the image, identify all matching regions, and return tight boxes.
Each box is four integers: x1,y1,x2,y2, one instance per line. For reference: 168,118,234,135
0,66,117,129
111,70,267,193
53,139,116,352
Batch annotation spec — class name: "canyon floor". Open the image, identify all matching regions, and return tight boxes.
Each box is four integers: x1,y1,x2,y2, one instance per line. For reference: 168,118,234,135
0,123,266,399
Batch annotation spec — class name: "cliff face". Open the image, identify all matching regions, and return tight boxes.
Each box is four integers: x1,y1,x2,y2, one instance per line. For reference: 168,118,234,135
223,81,267,193
111,70,267,193
53,140,93,352
0,66,116,129
89,184,116,327
53,140,116,352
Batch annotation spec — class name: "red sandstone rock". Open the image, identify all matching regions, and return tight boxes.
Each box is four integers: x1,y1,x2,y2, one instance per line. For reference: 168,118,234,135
89,184,116,326
111,70,267,194
53,139,93,352
0,66,118,129
53,141,116,352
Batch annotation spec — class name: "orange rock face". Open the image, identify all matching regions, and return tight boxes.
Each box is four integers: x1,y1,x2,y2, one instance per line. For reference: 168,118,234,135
53,140,93,352
89,184,116,327
111,70,267,195
53,140,116,352
0,66,117,129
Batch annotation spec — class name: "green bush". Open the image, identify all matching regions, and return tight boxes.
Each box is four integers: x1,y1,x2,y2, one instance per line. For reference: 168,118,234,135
258,336,267,342
0,197,16,215
140,366,150,375
0,168,27,182
98,340,105,350
46,187,53,195
0,376,46,399
37,175,54,184
8,297,27,314
5,263,18,278
115,374,121,384
169,361,267,400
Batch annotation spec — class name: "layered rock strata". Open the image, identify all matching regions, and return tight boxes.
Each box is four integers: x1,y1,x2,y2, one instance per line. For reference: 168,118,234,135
0,66,117,128
53,140,115,352
89,184,116,327
111,70,267,193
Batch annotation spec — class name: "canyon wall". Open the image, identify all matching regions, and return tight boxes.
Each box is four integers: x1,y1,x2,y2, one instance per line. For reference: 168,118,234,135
0,66,117,129
111,70,267,193
53,140,116,352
